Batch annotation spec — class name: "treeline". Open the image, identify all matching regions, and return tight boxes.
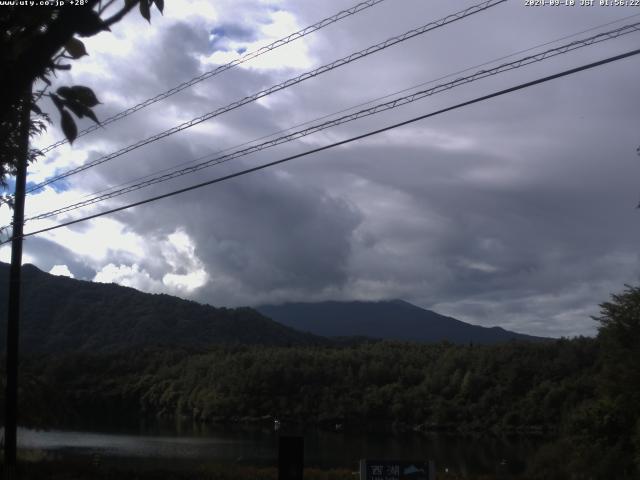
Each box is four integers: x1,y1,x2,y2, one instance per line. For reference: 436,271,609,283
12,339,596,432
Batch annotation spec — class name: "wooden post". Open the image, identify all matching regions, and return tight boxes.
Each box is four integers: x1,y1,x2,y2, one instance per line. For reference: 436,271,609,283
4,85,31,477
278,435,304,480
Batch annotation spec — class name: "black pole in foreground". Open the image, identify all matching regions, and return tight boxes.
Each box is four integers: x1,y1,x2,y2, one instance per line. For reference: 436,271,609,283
4,86,31,477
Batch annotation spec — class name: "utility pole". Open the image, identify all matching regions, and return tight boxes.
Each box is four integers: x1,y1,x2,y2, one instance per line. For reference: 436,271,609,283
4,85,32,478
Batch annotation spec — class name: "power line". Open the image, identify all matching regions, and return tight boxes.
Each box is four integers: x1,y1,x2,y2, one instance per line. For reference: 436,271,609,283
5,47,638,245
38,0,389,154
22,0,506,197
28,0,506,194
23,21,640,223
70,11,640,205
15,10,640,218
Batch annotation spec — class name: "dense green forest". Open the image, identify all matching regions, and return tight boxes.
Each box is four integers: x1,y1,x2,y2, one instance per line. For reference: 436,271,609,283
12,339,596,431
1,285,638,478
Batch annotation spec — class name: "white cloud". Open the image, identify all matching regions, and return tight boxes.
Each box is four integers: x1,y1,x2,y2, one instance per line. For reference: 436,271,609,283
161,230,208,293
0,247,35,266
93,263,163,291
49,264,75,278
37,217,147,263
85,228,208,296
460,260,500,274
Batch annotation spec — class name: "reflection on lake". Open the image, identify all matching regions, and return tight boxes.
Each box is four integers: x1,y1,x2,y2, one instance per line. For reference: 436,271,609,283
16,424,546,477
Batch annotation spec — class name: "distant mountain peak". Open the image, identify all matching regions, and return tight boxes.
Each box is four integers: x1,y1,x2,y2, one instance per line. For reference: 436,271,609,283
256,299,549,345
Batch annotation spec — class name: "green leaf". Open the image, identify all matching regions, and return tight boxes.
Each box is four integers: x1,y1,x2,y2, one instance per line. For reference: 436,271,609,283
154,0,164,14
65,37,88,59
64,98,100,125
75,10,111,37
140,0,151,22
84,108,99,125
57,87,72,99
70,86,100,107
61,110,78,144
50,94,64,113
63,99,86,119
58,85,100,108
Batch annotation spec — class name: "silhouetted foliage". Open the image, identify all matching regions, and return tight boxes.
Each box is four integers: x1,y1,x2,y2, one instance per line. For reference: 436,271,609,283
592,285,640,475
526,286,640,479
0,0,163,187
595,285,640,403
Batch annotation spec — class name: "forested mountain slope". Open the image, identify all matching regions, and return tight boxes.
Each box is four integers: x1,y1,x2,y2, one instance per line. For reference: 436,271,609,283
0,263,323,353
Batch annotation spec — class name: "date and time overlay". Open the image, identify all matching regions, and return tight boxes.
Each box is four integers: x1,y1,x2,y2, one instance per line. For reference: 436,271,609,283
525,0,639,6
1,0,640,8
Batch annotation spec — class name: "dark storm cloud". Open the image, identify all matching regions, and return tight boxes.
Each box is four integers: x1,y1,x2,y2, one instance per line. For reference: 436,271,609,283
110,20,212,97
23,0,640,336
293,105,640,336
111,165,363,305
152,22,213,89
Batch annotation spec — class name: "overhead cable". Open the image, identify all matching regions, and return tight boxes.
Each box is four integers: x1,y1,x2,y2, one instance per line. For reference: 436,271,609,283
23,0,507,196
4,47,638,245
39,0,390,154
73,11,640,203
24,21,640,223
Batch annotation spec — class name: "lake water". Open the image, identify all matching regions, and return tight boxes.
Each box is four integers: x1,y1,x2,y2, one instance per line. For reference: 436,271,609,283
14,424,546,477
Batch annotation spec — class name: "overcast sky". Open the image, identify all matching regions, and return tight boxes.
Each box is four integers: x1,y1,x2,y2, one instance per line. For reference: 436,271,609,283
2,0,639,337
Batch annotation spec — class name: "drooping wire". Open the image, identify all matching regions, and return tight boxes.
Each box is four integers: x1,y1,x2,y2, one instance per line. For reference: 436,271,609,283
38,0,390,154
70,11,640,204
22,0,507,197
4,47,638,245
23,21,640,223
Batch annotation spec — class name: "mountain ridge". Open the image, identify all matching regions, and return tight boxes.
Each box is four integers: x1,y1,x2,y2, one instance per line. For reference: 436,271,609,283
0,262,546,352
257,299,548,344
0,262,324,353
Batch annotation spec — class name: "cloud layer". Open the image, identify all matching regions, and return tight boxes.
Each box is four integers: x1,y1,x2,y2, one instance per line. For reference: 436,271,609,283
2,0,639,337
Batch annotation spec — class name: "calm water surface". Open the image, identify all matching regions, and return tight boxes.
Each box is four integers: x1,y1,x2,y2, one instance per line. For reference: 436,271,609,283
16,424,545,476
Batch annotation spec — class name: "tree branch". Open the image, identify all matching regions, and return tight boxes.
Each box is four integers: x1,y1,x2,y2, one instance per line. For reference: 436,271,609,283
103,0,141,27
98,0,118,15
0,2,101,114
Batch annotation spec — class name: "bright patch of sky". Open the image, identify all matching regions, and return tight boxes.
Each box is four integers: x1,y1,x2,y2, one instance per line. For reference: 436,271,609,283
49,264,75,278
